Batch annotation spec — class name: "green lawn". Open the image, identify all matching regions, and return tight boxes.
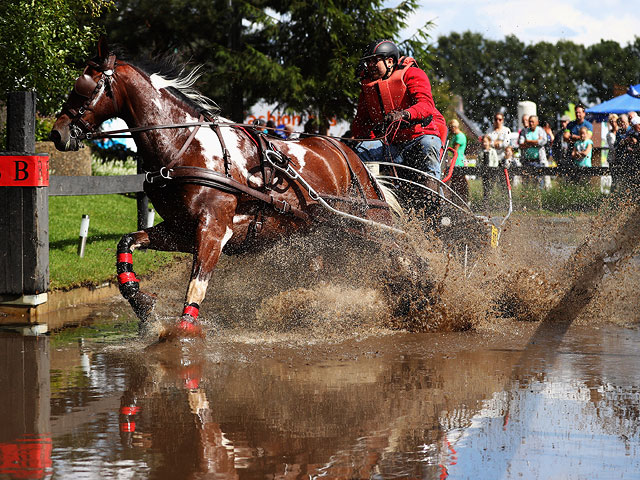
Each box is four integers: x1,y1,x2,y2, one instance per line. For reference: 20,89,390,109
49,194,184,290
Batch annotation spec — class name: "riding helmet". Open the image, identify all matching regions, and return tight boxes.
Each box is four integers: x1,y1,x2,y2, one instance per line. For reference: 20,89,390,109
360,40,400,64
356,40,400,78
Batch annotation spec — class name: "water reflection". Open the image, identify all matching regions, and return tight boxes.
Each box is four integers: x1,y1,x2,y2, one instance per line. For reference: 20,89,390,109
0,334,52,479
0,326,639,479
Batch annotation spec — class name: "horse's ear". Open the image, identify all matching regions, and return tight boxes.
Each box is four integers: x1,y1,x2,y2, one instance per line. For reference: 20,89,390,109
97,36,110,63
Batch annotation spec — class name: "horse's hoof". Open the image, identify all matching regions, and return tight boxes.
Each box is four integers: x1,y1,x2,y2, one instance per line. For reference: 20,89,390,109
158,317,205,342
129,291,157,322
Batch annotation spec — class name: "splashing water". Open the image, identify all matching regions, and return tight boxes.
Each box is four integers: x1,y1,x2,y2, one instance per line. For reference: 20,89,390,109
143,197,640,340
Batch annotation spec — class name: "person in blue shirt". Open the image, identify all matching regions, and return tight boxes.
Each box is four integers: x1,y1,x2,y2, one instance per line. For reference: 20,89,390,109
566,105,593,146
571,126,593,167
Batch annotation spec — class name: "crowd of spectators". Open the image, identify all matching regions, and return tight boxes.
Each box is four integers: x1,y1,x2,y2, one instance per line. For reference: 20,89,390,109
446,103,640,199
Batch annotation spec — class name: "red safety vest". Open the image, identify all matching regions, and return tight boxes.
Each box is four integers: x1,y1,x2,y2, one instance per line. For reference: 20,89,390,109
357,57,447,145
360,56,417,123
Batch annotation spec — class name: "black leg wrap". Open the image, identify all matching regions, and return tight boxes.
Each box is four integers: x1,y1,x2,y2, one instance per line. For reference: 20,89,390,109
119,281,140,300
117,234,136,254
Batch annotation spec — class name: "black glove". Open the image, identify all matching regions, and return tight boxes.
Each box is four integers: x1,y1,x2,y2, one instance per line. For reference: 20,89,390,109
384,110,411,125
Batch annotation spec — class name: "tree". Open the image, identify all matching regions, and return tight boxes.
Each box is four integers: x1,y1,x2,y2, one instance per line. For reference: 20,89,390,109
0,0,113,116
583,40,640,104
98,0,434,128
433,31,640,130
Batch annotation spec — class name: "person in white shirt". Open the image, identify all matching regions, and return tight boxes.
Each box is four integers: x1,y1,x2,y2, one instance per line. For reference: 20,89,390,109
486,112,512,165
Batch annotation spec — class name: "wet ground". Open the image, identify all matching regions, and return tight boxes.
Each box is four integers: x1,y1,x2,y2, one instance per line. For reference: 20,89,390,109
1,212,639,479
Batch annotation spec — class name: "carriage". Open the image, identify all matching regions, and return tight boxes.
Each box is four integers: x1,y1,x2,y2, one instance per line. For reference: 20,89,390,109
51,38,511,340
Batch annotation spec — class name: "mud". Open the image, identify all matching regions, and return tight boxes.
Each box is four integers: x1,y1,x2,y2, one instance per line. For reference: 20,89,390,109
141,201,639,339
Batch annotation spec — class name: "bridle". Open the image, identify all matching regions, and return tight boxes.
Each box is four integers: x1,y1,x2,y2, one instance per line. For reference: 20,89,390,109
62,53,120,142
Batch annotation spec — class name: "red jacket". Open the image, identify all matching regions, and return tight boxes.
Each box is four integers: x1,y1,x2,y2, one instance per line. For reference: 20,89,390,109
351,62,447,145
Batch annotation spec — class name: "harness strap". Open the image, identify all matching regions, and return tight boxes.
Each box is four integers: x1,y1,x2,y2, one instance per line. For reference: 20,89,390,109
145,166,309,221
166,114,204,170
213,125,232,176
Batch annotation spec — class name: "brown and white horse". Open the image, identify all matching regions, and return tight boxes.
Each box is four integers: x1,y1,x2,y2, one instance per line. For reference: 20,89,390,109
51,38,398,340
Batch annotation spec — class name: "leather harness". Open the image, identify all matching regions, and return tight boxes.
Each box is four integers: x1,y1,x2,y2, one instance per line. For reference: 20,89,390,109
67,55,391,232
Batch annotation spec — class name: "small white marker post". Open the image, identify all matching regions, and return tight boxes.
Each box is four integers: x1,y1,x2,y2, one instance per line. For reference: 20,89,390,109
78,214,90,257
146,208,155,228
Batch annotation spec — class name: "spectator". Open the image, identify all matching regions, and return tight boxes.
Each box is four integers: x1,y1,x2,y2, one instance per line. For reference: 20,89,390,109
503,145,521,186
503,145,517,167
486,112,511,165
448,119,468,202
266,119,279,137
616,115,640,192
519,115,547,166
605,114,618,168
610,114,632,192
283,124,297,139
552,114,571,166
519,115,549,188
252,118,269,134
541,121,555,163
303,118,319,136
480,135,499,206
566,105,593,146
571,126,593,167
517,114,530,147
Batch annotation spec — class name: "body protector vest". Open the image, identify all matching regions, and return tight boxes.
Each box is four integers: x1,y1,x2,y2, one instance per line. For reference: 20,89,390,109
360,56,418,123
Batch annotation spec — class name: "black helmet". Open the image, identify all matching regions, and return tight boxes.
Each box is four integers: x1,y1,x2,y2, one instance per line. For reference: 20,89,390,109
361,40,399,64
357,40,400,78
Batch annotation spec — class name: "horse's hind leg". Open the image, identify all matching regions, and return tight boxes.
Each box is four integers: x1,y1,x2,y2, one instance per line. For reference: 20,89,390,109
117,221,191,322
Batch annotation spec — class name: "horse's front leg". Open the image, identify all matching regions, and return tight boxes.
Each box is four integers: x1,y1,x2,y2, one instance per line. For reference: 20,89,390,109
160,211,235,341
117,221,192,322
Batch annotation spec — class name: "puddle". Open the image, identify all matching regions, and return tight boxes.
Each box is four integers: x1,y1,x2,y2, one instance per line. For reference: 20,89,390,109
1,323,639,479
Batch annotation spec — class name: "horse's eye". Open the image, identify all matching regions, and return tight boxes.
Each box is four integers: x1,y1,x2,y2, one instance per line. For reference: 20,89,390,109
74,74,98,98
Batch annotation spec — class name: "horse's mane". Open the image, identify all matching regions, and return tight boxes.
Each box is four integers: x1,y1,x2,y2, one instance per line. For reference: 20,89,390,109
128,54,220,114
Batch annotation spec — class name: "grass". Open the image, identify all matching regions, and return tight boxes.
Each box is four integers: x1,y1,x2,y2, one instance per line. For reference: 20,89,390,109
49,194,183,290
468,176,607,215
50,318,140,347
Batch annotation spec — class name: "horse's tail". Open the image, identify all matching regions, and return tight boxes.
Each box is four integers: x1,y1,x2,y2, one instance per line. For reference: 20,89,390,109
374,175,404,218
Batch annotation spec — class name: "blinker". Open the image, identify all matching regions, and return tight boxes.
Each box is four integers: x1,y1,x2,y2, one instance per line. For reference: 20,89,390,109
74,74,98,98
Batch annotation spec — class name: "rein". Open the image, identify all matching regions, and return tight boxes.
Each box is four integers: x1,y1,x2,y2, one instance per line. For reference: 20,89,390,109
81,120,391,145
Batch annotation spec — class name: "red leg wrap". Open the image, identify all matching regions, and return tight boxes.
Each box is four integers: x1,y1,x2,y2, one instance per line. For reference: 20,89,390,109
118,272,139,284
183,304,199,320
117,253,133,264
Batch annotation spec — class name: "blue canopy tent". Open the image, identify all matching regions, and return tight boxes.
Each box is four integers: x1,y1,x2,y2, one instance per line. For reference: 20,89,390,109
586,84,640,122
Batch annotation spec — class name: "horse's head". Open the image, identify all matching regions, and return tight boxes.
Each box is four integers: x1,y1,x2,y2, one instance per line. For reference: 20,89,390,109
51,37,123,151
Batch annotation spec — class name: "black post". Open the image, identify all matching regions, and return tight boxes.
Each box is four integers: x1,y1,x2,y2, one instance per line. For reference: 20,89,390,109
0,91,49,304
136,157,149,230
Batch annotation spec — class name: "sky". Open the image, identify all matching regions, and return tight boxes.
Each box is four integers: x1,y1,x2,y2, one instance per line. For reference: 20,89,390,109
402,0,640,46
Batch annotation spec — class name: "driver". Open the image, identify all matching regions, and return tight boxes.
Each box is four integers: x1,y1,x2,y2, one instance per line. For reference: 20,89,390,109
351,39,447,179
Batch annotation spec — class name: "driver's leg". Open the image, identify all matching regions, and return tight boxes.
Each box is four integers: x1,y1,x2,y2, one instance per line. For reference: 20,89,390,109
414,134,442,179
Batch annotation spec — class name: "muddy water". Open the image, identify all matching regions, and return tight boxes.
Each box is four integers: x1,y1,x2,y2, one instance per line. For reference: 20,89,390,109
1,325,639,479
1,211,640,479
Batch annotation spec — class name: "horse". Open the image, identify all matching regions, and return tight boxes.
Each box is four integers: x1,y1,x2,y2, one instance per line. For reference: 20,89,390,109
51,38,401,340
